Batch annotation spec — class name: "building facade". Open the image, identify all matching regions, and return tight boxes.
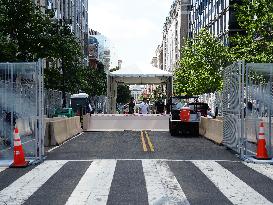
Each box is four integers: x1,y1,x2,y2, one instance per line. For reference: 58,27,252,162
189,0,242,45
161,0,190,73
88,29,113,71
35,0,89,64
151,45,163,70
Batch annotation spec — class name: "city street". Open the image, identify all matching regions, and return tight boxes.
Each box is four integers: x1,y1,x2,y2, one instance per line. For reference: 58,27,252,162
1,131,273,205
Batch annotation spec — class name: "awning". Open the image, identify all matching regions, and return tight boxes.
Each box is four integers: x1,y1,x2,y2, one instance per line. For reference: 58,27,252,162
109,64,172,84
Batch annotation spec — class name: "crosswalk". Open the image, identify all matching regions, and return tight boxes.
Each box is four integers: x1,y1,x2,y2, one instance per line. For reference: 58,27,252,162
0,159,273,205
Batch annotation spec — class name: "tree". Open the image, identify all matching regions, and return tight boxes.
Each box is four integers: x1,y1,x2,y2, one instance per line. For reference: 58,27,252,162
116,85,131,104
230,0,273,63
78,63,107,97
0,0,54,61
0,0,88,105
174,29,231,96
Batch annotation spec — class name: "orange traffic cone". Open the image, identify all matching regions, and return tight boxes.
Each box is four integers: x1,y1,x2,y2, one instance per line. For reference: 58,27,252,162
10,128,29,168
256,121,269,159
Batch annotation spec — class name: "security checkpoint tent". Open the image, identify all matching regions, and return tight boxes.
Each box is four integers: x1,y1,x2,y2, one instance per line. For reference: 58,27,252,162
107,65,173,113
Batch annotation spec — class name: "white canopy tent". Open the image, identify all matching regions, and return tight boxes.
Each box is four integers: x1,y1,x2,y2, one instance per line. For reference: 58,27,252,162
107,65,173,113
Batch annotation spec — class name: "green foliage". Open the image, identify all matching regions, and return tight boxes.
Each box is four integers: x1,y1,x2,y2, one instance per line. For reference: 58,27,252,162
117,85,131,104
230,0,273,63
78,64,107,97
0,0,85,95
174,29,231,96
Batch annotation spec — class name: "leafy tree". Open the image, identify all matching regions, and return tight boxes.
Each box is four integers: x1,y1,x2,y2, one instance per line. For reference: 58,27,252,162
0,0,85,102
78,63,107,97
0,0,54,61
116,85,131,104
174,29,231,96
230,0,273,63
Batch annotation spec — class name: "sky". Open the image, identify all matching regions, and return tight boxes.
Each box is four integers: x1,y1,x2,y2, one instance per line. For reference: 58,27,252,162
88,0,173,68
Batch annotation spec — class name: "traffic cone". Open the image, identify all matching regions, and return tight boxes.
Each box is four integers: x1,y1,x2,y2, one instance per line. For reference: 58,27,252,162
256,121,269,159
10,128,29,168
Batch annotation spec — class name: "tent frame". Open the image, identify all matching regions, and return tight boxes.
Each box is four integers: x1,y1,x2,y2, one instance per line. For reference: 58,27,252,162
107,69,173,114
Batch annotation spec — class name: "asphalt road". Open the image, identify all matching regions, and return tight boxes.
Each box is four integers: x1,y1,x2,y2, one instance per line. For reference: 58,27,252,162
0,131,273,205
46,131,237,160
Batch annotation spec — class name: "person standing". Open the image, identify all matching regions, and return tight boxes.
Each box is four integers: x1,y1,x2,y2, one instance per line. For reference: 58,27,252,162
128,97,135,114
155,98,165,114
139,98,150,114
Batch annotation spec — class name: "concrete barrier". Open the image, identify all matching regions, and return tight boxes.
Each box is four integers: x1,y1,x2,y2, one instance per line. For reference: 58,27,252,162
16,118,33,137
83,114,170,131
199,117,223,144
44,116,82,146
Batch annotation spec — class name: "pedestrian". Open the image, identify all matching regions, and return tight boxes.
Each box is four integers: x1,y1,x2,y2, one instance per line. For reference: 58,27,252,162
155,98,165,114
139,98,150,114
207,107,213,118
213,107,218,119
128,97,135,114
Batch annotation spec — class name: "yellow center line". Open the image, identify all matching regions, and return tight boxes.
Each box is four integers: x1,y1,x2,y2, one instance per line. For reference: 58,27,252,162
140,131,148,152
145,131,154,152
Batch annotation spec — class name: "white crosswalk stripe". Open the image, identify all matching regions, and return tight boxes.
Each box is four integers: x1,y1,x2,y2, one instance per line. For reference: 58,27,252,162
193,160,273,205
65,159,117,205
1,159,273,205
142,160,190,205
0,160,68,205
244,162,273,181
0,167,6,173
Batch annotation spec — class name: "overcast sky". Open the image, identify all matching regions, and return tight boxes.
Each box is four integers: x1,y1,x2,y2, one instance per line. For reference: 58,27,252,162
88,0,173,67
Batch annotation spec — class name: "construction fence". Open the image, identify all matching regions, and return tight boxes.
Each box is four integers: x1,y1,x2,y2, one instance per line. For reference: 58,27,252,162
0,61,44,165
222,62,273,161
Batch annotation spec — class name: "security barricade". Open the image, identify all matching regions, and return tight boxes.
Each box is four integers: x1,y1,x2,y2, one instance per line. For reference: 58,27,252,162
0,61,44,166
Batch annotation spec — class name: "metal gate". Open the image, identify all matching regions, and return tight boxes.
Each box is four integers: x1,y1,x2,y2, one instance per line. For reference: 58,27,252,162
222,62,244,156
244,63,273,162
0,61,44,166
223,61,273,162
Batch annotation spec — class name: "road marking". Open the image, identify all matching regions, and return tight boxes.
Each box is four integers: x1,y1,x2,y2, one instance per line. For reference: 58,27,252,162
0,167,6,173
244,162,273,181
65,159,116,205
140,131,148,152
0,160,67,205
145,131,154,152
193,161,273,205
142,160,190,205
48,132,83,153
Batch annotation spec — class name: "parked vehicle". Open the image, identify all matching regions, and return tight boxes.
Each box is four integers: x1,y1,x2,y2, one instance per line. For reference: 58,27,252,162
70,93,91,116
169,96,208,136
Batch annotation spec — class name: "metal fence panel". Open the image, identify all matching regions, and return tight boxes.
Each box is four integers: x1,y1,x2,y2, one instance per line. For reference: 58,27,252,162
222,62,244,154
0,61,44,165
244,63,273,159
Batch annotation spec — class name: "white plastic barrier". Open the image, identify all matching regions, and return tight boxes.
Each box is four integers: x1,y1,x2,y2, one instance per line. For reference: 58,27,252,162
83,114,170,131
